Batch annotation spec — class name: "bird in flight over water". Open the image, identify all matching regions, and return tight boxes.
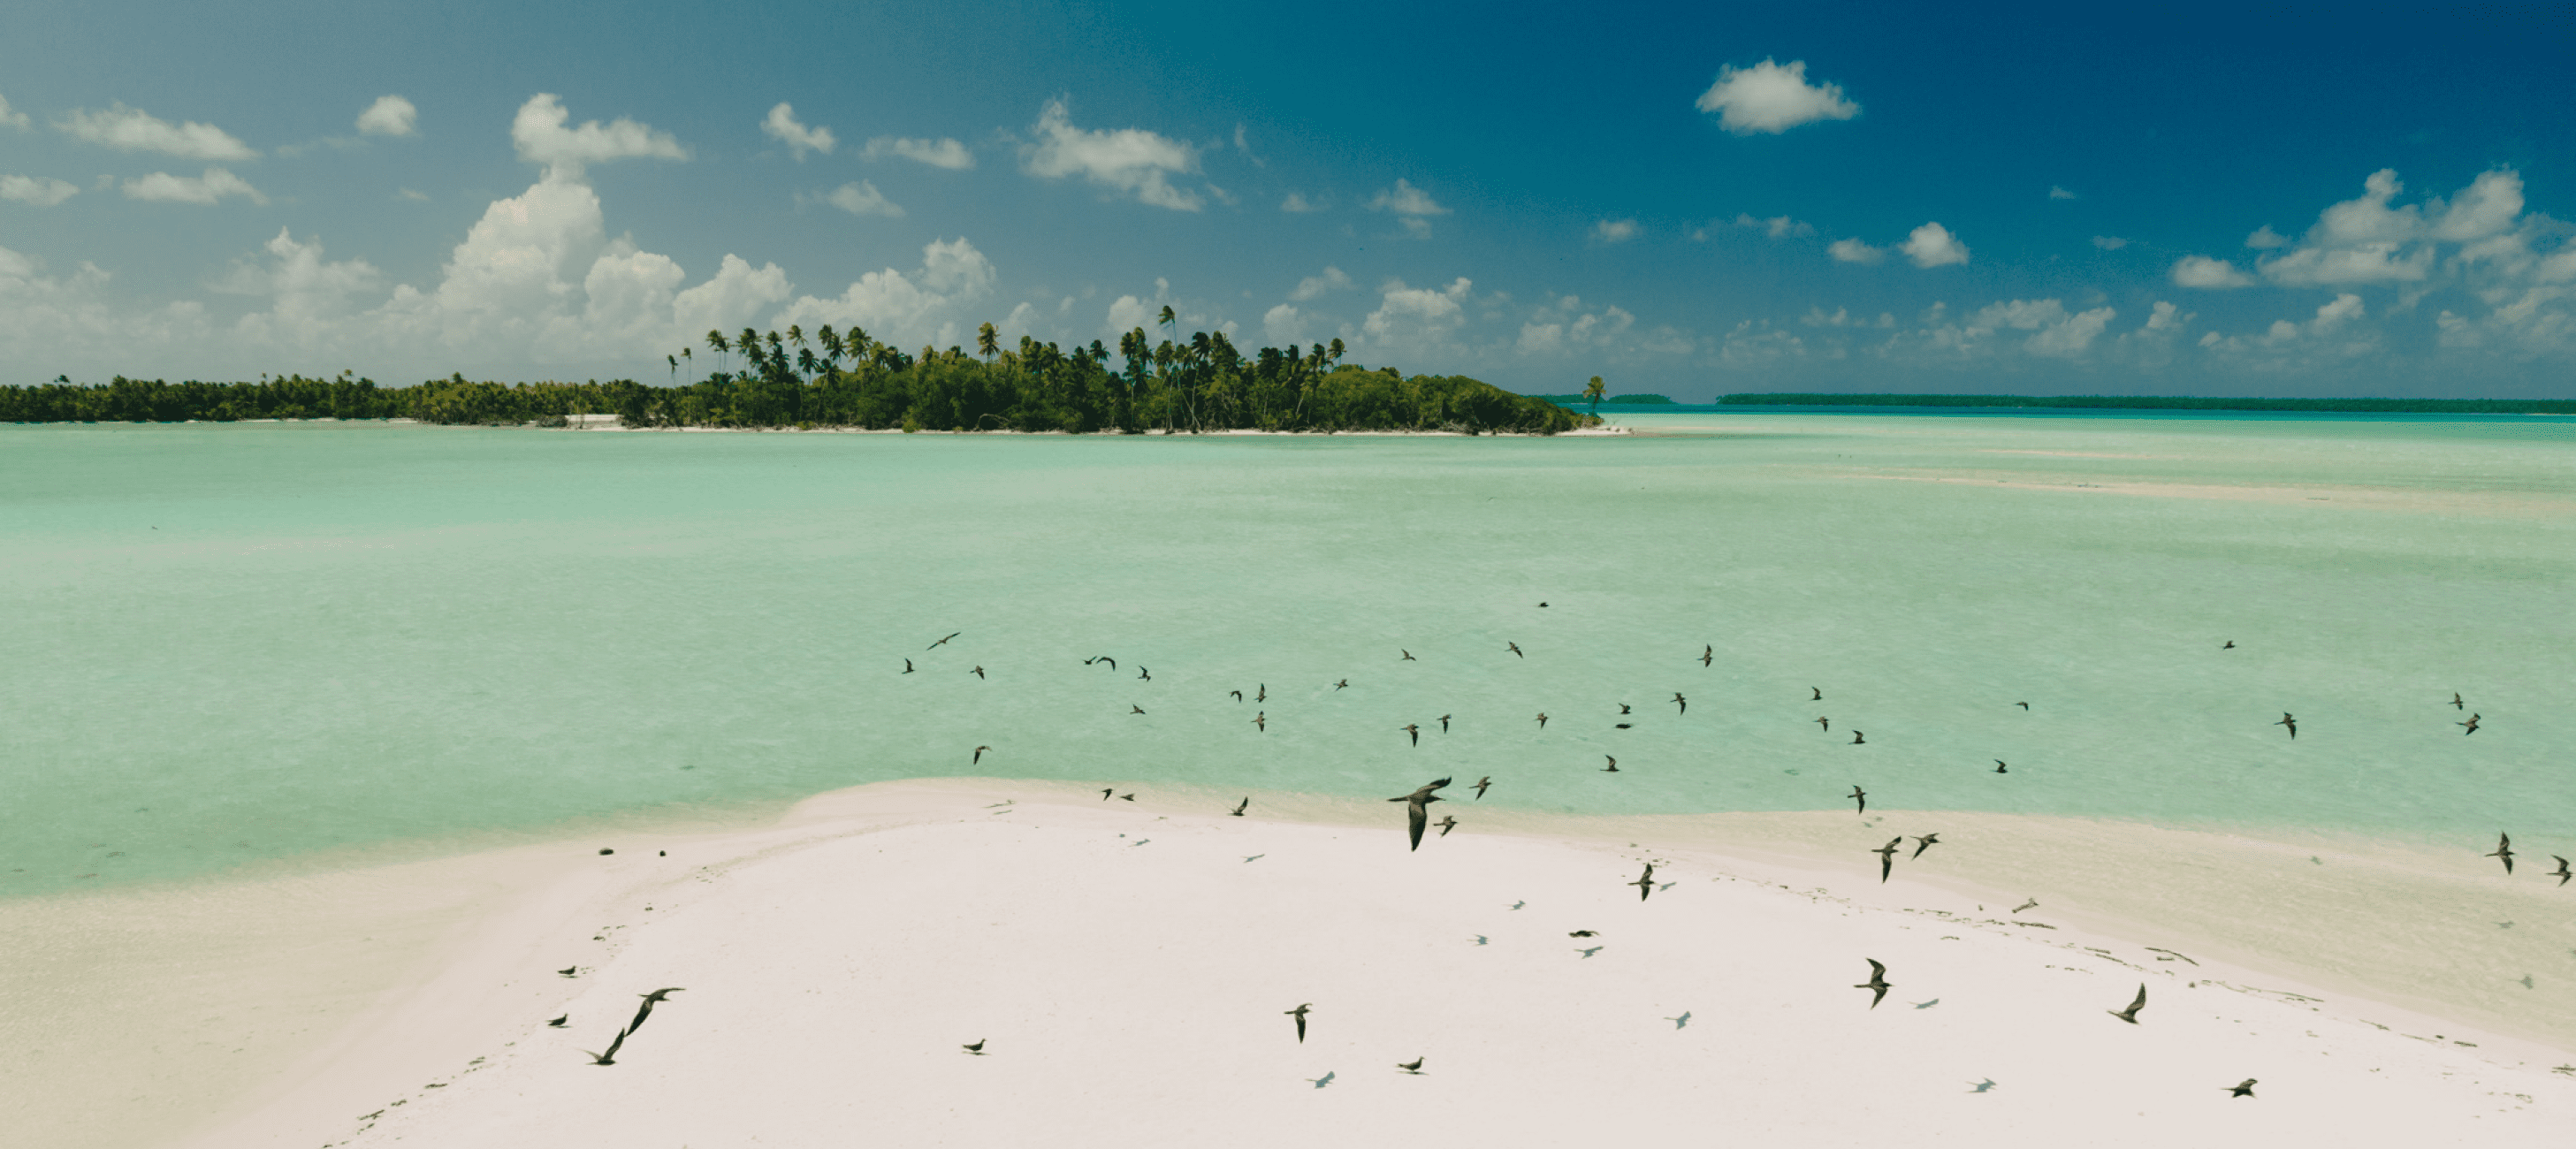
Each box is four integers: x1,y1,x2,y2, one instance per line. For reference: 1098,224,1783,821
1849,786,1867,814
1231,689,1242,702
1995,760,2008,773
1871,838,1900,883
2015,701,2028,710
1403,724,1420,746
1701,645,1713,666
2222,640,2234,649
1439,714,1452,733
1087,656,1116,669
1389,777,1452,851
1811,687,1823,701
972,745,990,765
2459,713,2481,735
1817,716,1829,732
2277,712,2297,739
1231,797,1249,817
928,632,958,650
971,666,985,679
1602,756,1619,772
1437,814,1459,837
1100,788,1113,801
2452,692,2465,710
1536,712,1549,729
1401,650,1415,661
2551,855,2572,886
1253,711,1266,731
1856,959,1892,1008
903,659,914,673
2488,833,2516,874
1334,679,1349,690
2107,984,2148,1023
1131,704,1147,715
1139,666,1150,681
1851,731,1866,744
1473,776,1491,800
1673,693,1688,715
1507,642,1523,658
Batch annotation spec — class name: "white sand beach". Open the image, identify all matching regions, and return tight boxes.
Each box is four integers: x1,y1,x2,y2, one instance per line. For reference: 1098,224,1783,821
8,779,2570,1149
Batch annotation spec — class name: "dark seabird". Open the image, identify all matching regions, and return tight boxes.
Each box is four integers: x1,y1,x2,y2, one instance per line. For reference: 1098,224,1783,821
2015,701,2028,710
1851,731,1865,744
964,1039,987,1055
1603,756,1619,772
625,987,683,1036
1871,838,1900,883
929,632,959,650
1286,1003,1311,1042
1849,786,1867,814
1389,777,1453,850
1856,959,1892,1008
2452,692,2465,710
1910,833,1940,859
1254,711,1267,731
558,966,579,977
1615,723,1632,729
2551,856,2572,886
1401,650,1415,661
1570,929,1597,937
903,659,914,673
1811,687,1823,701
1131,704,1147,714
2222,640,2234,649
2277,712,2297,739
1439,714,1452,733
1231,797,1249,817
972,746,990,765
2107,984,2147,1023
1673,693,1687,714
1404,724,1420,746
1473,934,1488,945
583,1026,628,1066
1231,690,1243,701
1510,901,1526,910
1507,642,1523,658
2459,713,2481,735
1139,666,1150,681
1437,814,1459,837
1101,789,1114,800
1536,712,1550,729
1473,775,1491,799
1396,1056,1423,1074
1701,645,1714,666
1994,760,2008,773
1817,716,1830,732
1620,703,1632,714
547,1014,568,1028
1118,793,1135,802
2224,1078,2256,1097
1257,684,1266,702
2013,898,2039,913
1335,679,1349,690
2487,833,2515,874
971,666,985,679
1090,656,1117,669
1630,863,1656,901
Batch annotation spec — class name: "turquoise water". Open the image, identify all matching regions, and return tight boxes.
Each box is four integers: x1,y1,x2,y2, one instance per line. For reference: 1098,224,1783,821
4,414,2571,896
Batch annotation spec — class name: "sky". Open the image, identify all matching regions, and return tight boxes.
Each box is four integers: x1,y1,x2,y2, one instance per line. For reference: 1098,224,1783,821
3,0,2572,399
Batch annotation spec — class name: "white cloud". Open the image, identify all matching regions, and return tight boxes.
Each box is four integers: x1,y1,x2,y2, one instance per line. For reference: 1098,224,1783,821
769,238,994,352
1262,302,1305,346
1360,277,1473,347
1368,179,1449,238
1734,213,1813,239
863,136,974,170
1020,99,1200,210
1900,222,1969,268
2245,224,2290,249
2430,168,2524,241
1,93,31,130
122,167,266,205
2027,306,2114,356
2143,301,2190,331
823,180,903,217
1514,293,1636,355
399,187,430,202
761,103,835,159
2049,186,2078,201
1827,237,1883,264
2170,255,2254,288
509,94,687,179
2091,235,2128,250
1693,58,1860,134
1290,266,1352,301
223,229,385,348
356,95,416,138
58,103,256,160
1105,293,1158,340
2,174,79,207
2255,169,2432,285
1593,217,1640,243
1280,191,1326,213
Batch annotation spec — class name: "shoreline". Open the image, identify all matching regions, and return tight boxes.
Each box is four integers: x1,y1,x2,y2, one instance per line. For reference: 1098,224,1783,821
8,779,2571,1148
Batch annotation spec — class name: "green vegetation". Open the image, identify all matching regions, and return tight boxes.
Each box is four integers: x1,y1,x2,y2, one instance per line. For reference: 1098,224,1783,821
1717,393,2576,414
1,326,1594,434
1532,392,1677,405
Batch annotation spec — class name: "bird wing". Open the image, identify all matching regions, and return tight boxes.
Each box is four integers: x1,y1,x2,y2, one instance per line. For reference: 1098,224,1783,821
2127,985,2148,1013
1865,958,1886,978
1406,801,1428,850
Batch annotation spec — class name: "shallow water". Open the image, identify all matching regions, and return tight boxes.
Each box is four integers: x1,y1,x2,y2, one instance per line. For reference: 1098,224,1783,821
4,413,2571,896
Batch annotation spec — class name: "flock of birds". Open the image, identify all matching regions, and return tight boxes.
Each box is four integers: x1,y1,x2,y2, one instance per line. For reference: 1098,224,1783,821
538,623,2535,1106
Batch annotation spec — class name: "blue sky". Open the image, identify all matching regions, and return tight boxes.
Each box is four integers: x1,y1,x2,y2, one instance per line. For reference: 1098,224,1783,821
4,0,2571,398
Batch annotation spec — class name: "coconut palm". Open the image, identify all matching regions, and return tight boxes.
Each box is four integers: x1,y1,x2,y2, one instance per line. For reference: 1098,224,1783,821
977,322,1000,361
1583,375,1605,415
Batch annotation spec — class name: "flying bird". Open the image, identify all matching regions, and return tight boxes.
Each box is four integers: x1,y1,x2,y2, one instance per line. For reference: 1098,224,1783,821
2276,712,2297,739
1253,711,1266,731
2451,692,2465,710
1629,863,1656,901
1334,679,1349,690
2012,898,2039,913
1536,712,1549,729
1507,642,1523,658
1849,786,1867,814
2551,856,2571,886
1117,793,1135,802
1139,666,1150,681
2107,984,2148,1023
903,659,914,673
1404,724,1420,746
2487,833,2516,874
1437,814,1459,837
1856,959,1892,1008
1307,1071,1334,1089
929,633,959,650
1817,716,1830,732
1673,693,1687,714
1510,901,1525,910
1087,656,1116,669
1910,833,1940,859
1389,777,1452,850
1231,797,1249,817
2459,713,2481,735
546,1014,568,1028
1871,838,1901,883
1131,704,1146,714
1602,756,1619,772
583,1025,628,1066
1286,1003,1311,1042
1231,689,1243,701
2224,1078,2256,1098
1396,1056,1424,1074
1100,788,1114,800
1400,650,1415,661
963,1039,987,1055
624,987,683,1037
1701,645,1713,666
1668,1011,1692,1029
1473,776,1491,800
1969,1078,1997,1093
1995,760,2008,773
971,666,985,679
1619,703,1632,714
1256,684,1266,702
972,745,990,765
1439,714,1452,733
1851,731,1865,744
1811,687,1823,701
2015,701,2028,710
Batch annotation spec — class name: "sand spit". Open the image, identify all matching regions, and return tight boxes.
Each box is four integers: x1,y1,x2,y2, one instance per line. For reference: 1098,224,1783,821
7,780,2570,1148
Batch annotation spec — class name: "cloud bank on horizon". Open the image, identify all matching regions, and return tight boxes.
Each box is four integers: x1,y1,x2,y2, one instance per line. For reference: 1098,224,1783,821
0,3,2569,398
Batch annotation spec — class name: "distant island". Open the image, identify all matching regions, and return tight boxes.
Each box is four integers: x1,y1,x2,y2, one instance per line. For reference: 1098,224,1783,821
0,323,1593,435
1532,392,1677,405
1716,393,2576,414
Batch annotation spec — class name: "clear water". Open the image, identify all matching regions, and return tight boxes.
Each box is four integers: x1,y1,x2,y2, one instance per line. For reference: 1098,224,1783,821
4,413,2571,897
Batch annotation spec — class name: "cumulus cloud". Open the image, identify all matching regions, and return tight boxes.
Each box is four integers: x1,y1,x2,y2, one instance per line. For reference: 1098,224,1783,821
762,103,835,159
2254,169,2433,285
1734,213,1814,239
863,136,974,169
1593,218,1640,243
1693,58,1860,134
510,94,687,179
1280,191,1326,213
1262,302,1305,346
1827,237,1883,264
2142,301,2191,331
220,229,385,348
1368,179,1450,238
823,180,903,217
123,167,266,205
2245,224,2290,249
1900,222,1969,268
59,103,256,160
356,95,416,137
770,237,995,350
2,174,79,207
2170,255,2253,289
2091,235,2128,250
2049,186,2078,201
1020,99,1200,210
1515,294,1636,355
1,93,30,130
1360,277,1474,347
1290,266,1352,301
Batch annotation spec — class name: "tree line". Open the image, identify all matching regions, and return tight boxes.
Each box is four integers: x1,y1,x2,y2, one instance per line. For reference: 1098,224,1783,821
3,321,1594,435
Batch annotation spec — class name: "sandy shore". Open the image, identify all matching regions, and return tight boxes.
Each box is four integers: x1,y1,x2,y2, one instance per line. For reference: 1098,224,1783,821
7,780,2572,1147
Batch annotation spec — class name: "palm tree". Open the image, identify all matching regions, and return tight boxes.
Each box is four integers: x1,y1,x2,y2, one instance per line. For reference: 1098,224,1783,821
1583,375,1605,415
667,354,678,386
706,331,729,377
977,322,1000,361
681,346,693,382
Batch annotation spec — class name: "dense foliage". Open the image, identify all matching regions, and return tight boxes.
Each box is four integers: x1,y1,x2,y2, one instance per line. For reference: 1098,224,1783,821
1718,393,2576,414
1533,392,1677,405
2,324,1592,434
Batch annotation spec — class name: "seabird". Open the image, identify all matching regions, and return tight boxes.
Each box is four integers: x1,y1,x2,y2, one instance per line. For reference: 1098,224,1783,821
1437,814,1459,837
2224,1078,2256,1098
1253,711,1266,731
903,659,914,673
1389,777,1452,850
1396,1056,1424,1074
2015,701,2028,710
1401,650,1415,661
1603,756,1619,772
1994,760,2008,773
1473,934,1488,945
971,666,985,679
1139,666,1150,681
1510,901,1525,910
929,632,959,650
1244,854,1264,863
1091,656,1117,669
1404,724,1420,746
1851,730,1865,744
1231,797,1249,817
1913,999,1940,1009
1507,642,1523,658
2012,898,2039,913
1619,703,1632,714
1969,1079,1997,1093
1811,687,1823,701
546,1014,568,1028
583,1026,628,1066
1536,712,1550,729
1673,693,1687,714
1856,959,1892,1008
1701,645,1713,666
964,1039,987,1055
1335,679,1349,690
1231,690,1243,701
2487,833,2515,874
1101,788,1113,800
1629,863,1655,901
1118,793,1135,802
1286,1003,1311,1043
1570,930,1598,937
1257,684,1266,702
2222,640,2234,649
2459,713,2481,735
1473,776,1491,799
1849,786,1867,814
1817,716,1830,732
2277,712,2297,739
972,746,990,765
1439,714,1452,733
1131,704,1147,714
2107,984,2147,1023
1910,833,1940,859
625,987,683,1036
2452,692,2465,710
558,966,579,977
1871,838,1900,883
2551,856,2571,886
